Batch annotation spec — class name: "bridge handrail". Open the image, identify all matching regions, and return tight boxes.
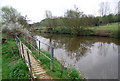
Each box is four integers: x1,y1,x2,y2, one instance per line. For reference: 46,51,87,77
15,34,54,71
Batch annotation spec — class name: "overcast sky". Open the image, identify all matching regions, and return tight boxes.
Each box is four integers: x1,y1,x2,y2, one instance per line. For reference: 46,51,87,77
0,0,119,23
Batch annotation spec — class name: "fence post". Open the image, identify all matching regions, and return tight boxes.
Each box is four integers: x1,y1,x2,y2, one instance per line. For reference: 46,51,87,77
15,35,21,55
50,46,54,71
21,43,25,61
19,42,23,57
26,48,32,74
17,41,22,57
38,40,40,56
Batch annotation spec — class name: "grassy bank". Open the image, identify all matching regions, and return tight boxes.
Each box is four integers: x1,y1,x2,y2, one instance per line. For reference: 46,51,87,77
88,23,119,38
2,34,30,80
34,22,119,38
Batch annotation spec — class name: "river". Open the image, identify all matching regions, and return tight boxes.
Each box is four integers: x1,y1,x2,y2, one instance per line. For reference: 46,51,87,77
34,33,119,79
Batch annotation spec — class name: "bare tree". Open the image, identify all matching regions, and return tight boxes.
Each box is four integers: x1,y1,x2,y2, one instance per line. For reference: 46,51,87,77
118,1,120,15
64,5,83,18
114,3,118,15
45,10,52,19
45,10,53,29
99,2,111,16
64,5,83,28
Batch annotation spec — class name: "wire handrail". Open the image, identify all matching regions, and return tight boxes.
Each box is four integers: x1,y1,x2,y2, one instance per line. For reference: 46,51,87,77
15,34,53,61
27,35,52,48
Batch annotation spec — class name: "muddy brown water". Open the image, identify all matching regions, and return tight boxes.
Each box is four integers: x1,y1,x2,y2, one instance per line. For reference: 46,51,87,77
34,33,119,79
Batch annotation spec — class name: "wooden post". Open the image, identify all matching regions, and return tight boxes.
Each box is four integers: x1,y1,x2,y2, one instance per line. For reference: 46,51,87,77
26,48,32,74
21,43,25,61
38,40,40,56
18,42,22,57
15,35,20,55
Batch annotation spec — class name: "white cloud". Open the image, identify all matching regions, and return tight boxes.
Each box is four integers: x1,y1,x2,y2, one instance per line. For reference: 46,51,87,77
0,0,119,23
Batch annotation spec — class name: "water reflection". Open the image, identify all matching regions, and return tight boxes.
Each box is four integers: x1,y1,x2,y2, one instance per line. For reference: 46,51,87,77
35,34,119,79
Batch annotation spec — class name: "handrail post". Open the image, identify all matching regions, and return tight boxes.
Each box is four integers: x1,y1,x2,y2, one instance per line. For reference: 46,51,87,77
26,48,32,75
19,42,22,57
39,40,40,56
21,43,25,61
50,45,54,71
17,40,22,57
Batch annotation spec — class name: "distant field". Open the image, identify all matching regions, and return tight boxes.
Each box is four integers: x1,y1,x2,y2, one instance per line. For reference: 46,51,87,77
87,23,119,38
89,23,118,32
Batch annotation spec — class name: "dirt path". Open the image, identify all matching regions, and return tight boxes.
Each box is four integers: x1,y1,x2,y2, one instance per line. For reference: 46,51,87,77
19,42,52,79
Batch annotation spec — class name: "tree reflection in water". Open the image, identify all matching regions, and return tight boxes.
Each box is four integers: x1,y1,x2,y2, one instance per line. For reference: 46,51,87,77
37,34,119,62
35,33,119,79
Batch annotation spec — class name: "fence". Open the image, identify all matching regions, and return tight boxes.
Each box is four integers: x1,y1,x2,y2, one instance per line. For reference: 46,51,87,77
15,35,33,77
15,34,54,72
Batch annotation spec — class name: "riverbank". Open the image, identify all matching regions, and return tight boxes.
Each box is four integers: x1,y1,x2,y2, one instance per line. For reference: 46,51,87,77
1,33,30,80
21,36,83,79
33,22,119,38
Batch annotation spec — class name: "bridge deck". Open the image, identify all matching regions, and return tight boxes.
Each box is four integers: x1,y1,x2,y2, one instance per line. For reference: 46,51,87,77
19,42,52,79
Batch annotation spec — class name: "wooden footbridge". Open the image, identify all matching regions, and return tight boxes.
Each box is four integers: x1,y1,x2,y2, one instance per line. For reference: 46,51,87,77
15,34,54,79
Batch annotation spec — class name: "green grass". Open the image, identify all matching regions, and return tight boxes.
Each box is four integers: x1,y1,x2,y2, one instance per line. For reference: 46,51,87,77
2,35,30,80
87,23,119,38
88,23,118,32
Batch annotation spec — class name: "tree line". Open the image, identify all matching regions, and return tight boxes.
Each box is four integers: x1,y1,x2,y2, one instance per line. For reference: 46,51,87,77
34,2,119,30
39,13,118,28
